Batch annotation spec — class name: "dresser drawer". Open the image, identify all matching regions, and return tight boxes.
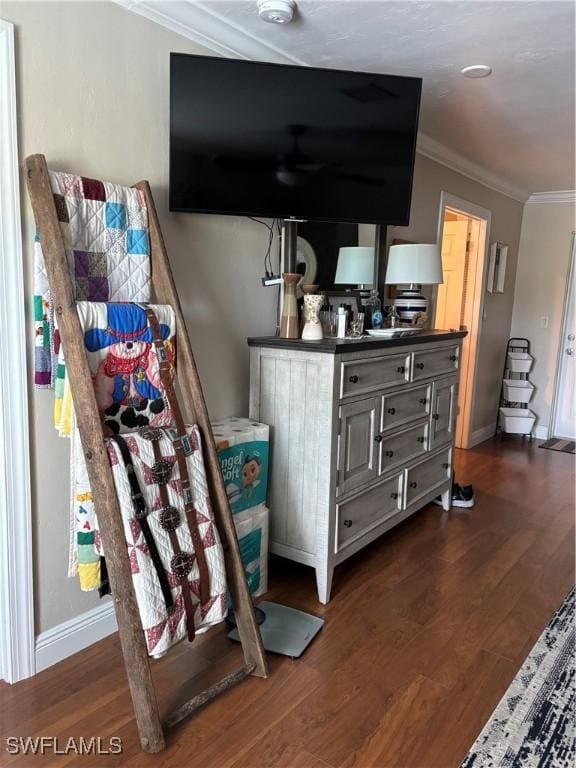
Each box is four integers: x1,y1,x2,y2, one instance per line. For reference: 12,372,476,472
336,472,403,552
381,384,431,432
379,420,428,475
411,345,459,381
340,353,410,398
405,448,452,506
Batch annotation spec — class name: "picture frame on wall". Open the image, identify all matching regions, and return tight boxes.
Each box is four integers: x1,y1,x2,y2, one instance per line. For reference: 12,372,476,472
487,242,508,293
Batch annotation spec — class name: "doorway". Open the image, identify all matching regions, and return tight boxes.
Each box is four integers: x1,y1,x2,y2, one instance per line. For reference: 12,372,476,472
434,193,491,449
550,233,576,440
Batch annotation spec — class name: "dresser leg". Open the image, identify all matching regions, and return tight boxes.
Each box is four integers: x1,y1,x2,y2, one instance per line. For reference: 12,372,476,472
441,487,451,511
315,564,334,604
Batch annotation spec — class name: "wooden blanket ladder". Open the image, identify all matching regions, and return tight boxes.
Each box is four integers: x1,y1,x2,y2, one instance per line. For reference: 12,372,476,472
25,154,268,754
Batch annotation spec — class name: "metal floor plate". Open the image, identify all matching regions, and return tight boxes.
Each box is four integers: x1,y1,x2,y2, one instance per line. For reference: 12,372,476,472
228,601,325,658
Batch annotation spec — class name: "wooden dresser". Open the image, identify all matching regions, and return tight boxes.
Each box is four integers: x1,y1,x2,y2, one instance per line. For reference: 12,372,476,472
248,330,467,603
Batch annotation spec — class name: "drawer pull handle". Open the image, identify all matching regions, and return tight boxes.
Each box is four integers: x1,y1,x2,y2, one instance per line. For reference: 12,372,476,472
343,519,353,528
349,375,359,383
390,492,399,500
387,407,396,415
417,436,425,443
385,450,394,457
432,413,440,421
443,462,450,469
410,481,418,489
374,435,383,443
415,362,425,370
419,398,427,405
397,366,406,374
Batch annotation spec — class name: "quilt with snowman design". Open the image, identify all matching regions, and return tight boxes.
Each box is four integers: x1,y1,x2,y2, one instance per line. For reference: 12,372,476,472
71,302,176,588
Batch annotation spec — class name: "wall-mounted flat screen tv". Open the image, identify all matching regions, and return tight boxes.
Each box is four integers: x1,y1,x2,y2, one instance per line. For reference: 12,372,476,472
170,53,422,225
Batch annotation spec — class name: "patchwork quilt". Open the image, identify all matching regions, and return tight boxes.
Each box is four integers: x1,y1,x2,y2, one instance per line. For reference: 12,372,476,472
71,302,177,588
70,427,100,589
54,332,74,438
34,171,151,389
103,427,228,657
33,168,229,652
33,233,54,388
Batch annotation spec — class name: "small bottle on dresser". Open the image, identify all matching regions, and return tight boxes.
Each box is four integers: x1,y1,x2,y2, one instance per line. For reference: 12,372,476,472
367,289,383,329
387,305,401,329
337,305,347,338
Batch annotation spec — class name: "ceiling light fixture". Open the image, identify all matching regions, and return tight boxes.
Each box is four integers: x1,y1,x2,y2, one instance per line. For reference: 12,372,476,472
257,0,296,24
461,65,493,79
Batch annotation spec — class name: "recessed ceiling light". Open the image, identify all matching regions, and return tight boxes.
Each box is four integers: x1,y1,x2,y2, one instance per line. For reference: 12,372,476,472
257,0,296,24
461,65,493,79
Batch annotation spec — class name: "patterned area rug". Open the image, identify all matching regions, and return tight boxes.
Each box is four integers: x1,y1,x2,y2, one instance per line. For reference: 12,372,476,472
461,587,575,768
539,438,576,455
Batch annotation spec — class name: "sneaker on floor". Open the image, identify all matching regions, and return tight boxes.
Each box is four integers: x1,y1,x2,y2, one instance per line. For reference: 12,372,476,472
432,483,475,509
453,483,475,507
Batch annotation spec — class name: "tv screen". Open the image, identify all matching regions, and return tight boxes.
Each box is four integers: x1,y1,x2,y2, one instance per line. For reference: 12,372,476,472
170,54,421,225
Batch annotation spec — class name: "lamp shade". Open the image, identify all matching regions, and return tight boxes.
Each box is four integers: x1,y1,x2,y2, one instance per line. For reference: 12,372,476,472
334,247,375,286
385,244,443,285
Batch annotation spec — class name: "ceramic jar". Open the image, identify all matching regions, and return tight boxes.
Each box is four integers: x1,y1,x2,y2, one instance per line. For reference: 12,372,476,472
301,293,324,341
280,273,301,339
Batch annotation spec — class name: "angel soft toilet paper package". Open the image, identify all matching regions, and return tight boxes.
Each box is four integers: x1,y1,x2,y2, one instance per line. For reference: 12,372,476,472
233,504,269,598
211,417,269,516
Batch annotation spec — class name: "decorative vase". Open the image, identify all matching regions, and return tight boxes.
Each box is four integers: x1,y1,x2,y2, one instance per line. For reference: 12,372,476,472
280,273,301,339
301,293,324,341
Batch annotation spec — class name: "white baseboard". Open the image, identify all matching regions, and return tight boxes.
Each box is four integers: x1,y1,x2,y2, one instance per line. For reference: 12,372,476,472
468,422,497,448
35,600,118,673
533,425,549,440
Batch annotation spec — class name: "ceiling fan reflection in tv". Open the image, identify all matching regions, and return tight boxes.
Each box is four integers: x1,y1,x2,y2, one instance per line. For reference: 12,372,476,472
212,124,385,189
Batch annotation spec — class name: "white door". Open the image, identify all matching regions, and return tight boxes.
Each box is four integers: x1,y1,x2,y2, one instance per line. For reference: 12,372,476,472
434,220,469,330
434,215,482,449
552,239,576,439
434,194,491,450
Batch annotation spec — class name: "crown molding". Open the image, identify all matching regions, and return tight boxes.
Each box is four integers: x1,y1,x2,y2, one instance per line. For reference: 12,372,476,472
416,133,530,203
114,0,307,64
525,190,576,205
116,0,531,204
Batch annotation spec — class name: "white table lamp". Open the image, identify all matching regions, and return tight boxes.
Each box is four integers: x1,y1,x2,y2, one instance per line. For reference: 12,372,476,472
335,246,375,289
385,243,443,325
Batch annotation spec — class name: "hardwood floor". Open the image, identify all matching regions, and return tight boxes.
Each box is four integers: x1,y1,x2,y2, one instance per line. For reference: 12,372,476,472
1,438,574,767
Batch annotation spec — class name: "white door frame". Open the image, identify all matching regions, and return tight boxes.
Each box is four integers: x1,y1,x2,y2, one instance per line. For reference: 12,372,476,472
549,232,576,439
0,19,35,683
435,192,492,449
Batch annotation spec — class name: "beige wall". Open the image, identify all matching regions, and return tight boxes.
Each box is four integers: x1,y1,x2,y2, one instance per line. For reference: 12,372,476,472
392,154,525,432
5,0,525,635
510,202,575,432
5,0,279,633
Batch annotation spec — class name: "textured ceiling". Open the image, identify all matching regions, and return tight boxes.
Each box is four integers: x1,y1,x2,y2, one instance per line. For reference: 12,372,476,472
123,0,576,196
